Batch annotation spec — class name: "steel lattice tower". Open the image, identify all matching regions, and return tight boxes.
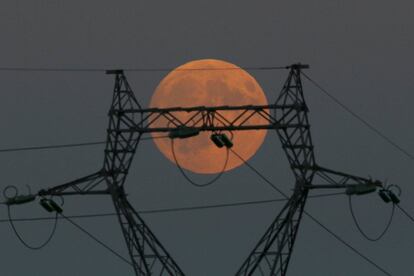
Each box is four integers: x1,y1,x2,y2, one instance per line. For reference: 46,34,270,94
30,64,383,276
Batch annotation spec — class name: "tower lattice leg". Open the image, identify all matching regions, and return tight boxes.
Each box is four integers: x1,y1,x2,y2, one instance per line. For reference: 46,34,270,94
110,188,184,275
236,64,314,276
235,189,308,276
103,70,185,275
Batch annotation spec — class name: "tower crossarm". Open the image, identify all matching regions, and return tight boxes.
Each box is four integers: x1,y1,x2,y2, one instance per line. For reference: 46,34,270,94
307,165,383,191
108,104,307,134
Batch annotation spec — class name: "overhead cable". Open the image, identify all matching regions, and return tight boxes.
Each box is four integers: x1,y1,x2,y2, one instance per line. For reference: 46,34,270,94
396,204,414,223
301,72,414,161
170,138,229,187
0,141,106,153
0,66,288,73
304,211,393,276
230,149,287,197
0,192,345,224
348,195,395,241
60,213,132,267
0,135,168,154
7,205,58,250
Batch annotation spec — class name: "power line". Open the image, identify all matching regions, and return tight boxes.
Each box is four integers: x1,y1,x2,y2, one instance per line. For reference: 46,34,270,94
0,135,168,154
348,195,395,242
7,205,58,250
0,192,344,224
229,149,393,276
230,149,287,197
0,66,288,73
170,138,229,187
60,213,133,267
396,204,414,223
0,141,105,153
301,72,414,161
304,211,392,276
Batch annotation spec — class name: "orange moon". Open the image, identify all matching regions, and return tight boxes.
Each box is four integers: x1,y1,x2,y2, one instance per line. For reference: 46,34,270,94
150,59,268,174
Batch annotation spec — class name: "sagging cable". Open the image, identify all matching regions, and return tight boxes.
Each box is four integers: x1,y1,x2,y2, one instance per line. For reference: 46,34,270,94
348,195,395,242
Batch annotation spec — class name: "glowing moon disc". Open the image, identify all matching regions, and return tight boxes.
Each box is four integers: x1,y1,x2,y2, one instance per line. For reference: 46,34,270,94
150,59,268,174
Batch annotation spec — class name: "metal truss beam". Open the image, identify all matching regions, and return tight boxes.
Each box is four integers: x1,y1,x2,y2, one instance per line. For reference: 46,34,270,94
110,104,306,134
38,170,108,196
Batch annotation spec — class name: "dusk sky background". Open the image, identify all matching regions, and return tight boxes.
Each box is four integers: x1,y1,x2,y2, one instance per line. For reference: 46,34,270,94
0,1,413,275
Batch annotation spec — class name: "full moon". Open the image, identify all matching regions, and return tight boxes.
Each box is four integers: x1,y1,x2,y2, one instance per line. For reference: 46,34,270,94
150,59,268,174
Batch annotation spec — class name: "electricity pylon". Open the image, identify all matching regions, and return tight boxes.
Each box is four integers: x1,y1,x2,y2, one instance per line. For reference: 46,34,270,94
19,64,381,276
234,64,381,276
38,70,185,276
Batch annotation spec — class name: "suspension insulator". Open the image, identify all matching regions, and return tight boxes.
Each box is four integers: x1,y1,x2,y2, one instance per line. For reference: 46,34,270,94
378,189,391,203
219,133,233,148
210,134,224,148
48,199,63,213
40,199,54,212
388,191,400,204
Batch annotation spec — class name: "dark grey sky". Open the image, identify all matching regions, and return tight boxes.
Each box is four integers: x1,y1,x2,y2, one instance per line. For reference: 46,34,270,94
0,1,413,275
